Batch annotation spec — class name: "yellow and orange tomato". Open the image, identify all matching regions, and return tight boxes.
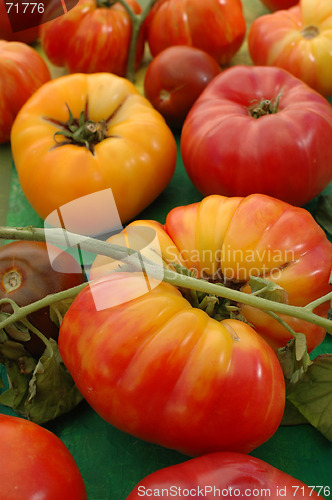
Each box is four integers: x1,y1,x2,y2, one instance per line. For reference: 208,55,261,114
248,0,332,96
10,72,177,226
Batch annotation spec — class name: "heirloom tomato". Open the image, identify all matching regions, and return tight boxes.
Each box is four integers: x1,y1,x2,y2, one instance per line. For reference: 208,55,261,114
144,46,221,130
39,0,145,76
126,452,324,499
91,194,332,353
0,40,50,143
248,0,332,96
0,241,86,358
259,0,299,11
145,0,246,67
181,65,332,206
59,272,285,456
0,414,87,500
10,72,176,227
0,0,39,43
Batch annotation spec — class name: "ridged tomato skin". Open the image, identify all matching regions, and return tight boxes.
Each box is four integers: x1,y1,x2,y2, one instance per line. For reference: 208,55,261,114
145,0,246,66
40,0,145,76
0,414,87,500
10,72,177,226
180,65,332,206
126,452,324,499
58,272,285,457
91,194,332,353
248,1,332,96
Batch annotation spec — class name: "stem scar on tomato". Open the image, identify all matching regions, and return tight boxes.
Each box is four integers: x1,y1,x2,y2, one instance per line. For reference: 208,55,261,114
301,25,320,40
45,101,124,154
2,269,22,293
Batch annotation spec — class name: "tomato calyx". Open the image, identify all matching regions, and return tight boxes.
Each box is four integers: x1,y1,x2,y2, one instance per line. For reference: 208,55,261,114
247,93,282,118
301,25,320,40
49,103,115,154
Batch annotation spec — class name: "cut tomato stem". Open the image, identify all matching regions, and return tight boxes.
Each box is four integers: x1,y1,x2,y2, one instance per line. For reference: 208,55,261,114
301,25,320,40
248,92,282,118
0,224,331,335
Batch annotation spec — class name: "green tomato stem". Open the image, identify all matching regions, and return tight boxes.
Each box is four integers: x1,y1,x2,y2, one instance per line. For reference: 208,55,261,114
112,0,160,82
0,225,331,335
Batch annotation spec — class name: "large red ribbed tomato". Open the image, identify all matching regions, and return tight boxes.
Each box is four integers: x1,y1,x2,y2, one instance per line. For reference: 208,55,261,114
40,0,145,76
145,0,246,66
91,193,332,353
180,65,332,206
59,271,285,456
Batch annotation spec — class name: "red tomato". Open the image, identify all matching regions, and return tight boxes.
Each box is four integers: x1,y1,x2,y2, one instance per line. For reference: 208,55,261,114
259,0,299,10
59,272,285,456
144,46,221,130
0,241,86,358
126,452,325,499
0,40,50,143
248,0,332,96
180,65,332,206
39,0,145,76
0,0,39,43
145,0,246,66
0,414,87,499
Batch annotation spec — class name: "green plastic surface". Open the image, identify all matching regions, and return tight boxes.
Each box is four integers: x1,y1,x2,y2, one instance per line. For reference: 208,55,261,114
1,0,332,498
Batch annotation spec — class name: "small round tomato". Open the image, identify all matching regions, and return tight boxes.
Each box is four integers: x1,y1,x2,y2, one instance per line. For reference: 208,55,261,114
259,0,299,10
144,46,221,130
126,452,324,499
0,241,86,358
40,0,145,76
0,414,87,499
10,72,177,226
0,40,50,143
180,65,332,206
145,0,246,66
0,0,39,43
248,0,332,96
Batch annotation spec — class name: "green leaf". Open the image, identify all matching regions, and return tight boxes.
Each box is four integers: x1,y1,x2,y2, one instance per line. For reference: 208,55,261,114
314,195,332,235
277,332,312,384
286,354,332,442
0,335,83,424
49,297,76,328
281,399,309,426
0,144,13,244
249,276,288,303
25,339,83,424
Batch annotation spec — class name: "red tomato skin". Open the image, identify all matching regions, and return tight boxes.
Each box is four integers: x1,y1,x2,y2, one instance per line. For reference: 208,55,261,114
0,414,87,500
0,40,50,143
40,0,145,75
126,452,324,499
144,45,221,129
59,272,285,457
145,0,246,66
0,241,86,357
180,65,332,206
260,0,298,10
0,0,39,43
